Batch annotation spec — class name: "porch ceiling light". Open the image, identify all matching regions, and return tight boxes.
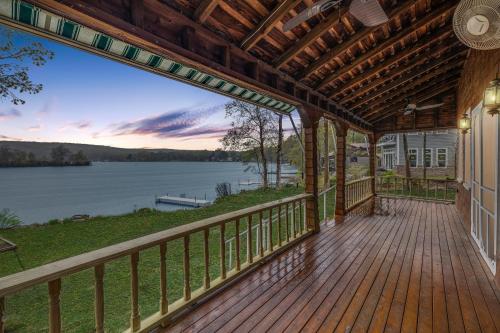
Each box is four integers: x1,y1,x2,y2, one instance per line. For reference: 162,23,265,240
459,113,471,134
484,64,500,116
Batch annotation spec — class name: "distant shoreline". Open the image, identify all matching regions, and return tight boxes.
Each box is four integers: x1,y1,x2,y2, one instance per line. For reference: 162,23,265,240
0,161,91,168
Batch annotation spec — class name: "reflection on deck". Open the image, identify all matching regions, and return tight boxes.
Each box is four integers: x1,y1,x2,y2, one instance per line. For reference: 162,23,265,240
164,199,500,332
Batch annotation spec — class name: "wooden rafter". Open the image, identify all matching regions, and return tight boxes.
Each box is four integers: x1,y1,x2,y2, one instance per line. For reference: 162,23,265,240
299,0,417,80
314,1,457,91
339,41,461,105
331,27,454,100
194,0,220,23
240,0,301,51
363,70,463,120
352,52,466,112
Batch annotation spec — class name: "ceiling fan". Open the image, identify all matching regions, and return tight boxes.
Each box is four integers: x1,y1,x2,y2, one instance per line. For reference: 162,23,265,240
402,100,444,116
283,0,389,32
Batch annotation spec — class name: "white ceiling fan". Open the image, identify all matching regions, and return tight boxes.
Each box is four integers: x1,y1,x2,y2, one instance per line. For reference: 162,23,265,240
283,0,389,32
402,100,444,116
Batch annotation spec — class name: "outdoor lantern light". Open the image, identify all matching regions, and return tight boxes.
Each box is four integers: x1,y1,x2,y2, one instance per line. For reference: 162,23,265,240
459,113,471,134
484,64,500,116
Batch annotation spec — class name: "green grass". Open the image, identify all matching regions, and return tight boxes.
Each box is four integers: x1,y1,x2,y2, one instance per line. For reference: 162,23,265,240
0,186,305,332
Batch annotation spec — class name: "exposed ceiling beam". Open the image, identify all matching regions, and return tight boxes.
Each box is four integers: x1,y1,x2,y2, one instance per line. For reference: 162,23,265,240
339,42,461,105
240,0,301,51
298,0,417,79
273,8,343,68
194,0,220,23
331,27,454,99
363,70,462,120
350,51,467,112
369,78,459,123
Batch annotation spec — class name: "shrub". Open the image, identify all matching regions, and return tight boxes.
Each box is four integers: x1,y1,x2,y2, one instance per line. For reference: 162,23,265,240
0,209,22,229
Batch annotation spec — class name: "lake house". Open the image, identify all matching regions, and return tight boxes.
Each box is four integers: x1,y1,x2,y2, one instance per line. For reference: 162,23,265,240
0,0,499,332
379,130,458,178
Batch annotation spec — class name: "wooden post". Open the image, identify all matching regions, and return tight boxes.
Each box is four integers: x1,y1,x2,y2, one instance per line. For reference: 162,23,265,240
247,215,253,264
304,115,320,232
159,243,168,313
183,236,191,301
94,264,105,333
130,253,140,331
48,279,61,333
334,122,348,223
323,119,330,189
368,133,378,215
0,297,5,333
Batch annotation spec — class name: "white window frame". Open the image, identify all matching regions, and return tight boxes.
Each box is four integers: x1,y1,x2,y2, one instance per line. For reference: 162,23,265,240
436,148,448,168
423,148,433,168
408,148,418,168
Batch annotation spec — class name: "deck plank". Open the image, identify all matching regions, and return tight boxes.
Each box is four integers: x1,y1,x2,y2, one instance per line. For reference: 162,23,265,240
162,199,500,333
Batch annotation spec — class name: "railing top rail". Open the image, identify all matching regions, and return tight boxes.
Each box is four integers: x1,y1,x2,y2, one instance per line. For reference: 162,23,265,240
376,176,456,182
319,184,336,196
0,193,311,297
345,176,374,186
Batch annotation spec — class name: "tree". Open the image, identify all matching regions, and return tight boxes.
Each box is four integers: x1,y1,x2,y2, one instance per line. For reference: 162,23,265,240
276,114,283,187
51,145,70,164
221,100,277,188
70,150,89,164
0,27,54,105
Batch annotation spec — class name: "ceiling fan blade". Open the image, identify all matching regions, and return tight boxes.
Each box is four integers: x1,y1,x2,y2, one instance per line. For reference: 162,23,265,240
415,103,444,111
282,0,340,32
349,0,389,27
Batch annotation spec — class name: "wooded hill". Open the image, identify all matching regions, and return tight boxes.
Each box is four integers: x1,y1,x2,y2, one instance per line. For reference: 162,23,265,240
0,141,242,163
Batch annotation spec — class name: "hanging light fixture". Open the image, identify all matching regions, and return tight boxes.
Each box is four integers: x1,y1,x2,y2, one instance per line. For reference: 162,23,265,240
459,113,471,134
484,63,500,116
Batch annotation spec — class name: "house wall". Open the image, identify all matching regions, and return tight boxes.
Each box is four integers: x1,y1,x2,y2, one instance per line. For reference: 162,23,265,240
455,49,500,286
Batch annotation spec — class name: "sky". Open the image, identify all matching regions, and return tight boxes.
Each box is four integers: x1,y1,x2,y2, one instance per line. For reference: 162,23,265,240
0,26,299,150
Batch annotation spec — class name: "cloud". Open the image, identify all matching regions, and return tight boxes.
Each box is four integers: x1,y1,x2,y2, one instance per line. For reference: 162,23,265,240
27,124,42,132
59,120,92,132
0,134,21,141
112,105,227,139
37,98,57,115
0,109,22,121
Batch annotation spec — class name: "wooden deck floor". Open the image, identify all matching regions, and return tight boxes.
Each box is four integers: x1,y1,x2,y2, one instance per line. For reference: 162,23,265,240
163,199,500,333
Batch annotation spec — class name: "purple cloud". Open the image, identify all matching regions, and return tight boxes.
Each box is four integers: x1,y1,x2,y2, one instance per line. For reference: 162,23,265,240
0,134,21,141
0,109,22,121
113,105,226,139
59,120,92,132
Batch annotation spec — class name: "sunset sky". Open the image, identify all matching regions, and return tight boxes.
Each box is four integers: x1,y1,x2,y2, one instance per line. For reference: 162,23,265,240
0,26,299,150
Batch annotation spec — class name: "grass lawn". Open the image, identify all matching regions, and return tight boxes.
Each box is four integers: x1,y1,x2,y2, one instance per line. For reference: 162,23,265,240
0,185,318,332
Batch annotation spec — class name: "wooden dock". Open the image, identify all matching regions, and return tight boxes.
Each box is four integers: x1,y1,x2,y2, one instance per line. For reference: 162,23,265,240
156,195,211,208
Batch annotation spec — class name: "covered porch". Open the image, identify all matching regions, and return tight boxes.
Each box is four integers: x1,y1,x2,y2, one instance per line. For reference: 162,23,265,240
163,199,500,333
0,0,499,332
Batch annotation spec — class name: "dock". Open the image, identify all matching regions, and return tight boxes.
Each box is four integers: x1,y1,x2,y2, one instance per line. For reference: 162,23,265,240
156,195,211,208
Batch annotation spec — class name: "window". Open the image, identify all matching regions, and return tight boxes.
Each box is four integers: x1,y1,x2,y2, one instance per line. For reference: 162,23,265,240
437,148,447,167
408,148,418,167
424,148,433,167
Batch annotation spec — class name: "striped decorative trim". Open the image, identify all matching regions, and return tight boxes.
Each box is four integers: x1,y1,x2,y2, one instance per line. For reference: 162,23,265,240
0,0,296,113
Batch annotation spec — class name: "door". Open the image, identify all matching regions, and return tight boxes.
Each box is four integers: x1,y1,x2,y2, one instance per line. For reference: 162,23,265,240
383,149,395,170
471,102,498,273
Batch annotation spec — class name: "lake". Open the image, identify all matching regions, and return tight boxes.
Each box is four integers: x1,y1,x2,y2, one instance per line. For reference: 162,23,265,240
0,162,295,225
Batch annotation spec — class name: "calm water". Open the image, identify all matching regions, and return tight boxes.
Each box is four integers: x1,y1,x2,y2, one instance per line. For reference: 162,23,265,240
0,162,292,225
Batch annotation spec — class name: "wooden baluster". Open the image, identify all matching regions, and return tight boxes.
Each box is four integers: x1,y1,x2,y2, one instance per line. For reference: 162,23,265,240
95,264,105,333
247,215,253,264
259,211,264,257
393,177,396,195
0,297,5,333
48,279,61,333
202,230,210,289
445,181,448,200
435,181,438,199
299,200,303,233
130,253,140,331
160,243,168,314
285,203,290,242
183,235,191,300
219,224,226,279
235,219,241,271
277,205,282,247
268,209,273,251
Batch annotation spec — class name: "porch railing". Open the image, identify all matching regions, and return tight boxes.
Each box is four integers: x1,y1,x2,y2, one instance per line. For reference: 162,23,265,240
319,184,336,224
376,176,456,202
345,177,375,211
0,193,312,333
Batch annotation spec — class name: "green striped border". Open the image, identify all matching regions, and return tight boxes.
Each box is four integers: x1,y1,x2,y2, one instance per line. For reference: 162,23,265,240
0,0,296,113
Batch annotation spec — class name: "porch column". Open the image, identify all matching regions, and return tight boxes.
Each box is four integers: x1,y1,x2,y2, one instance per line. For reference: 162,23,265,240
334,122,348,223
368,133,378,215
304,116,320,233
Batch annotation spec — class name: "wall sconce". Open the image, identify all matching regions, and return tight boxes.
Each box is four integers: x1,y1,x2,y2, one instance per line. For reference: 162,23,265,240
459,113,471,134
484,64,500,116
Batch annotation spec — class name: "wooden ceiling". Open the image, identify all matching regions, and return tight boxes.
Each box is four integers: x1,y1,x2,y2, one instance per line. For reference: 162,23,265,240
21,0,468,133
169,0,467,131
